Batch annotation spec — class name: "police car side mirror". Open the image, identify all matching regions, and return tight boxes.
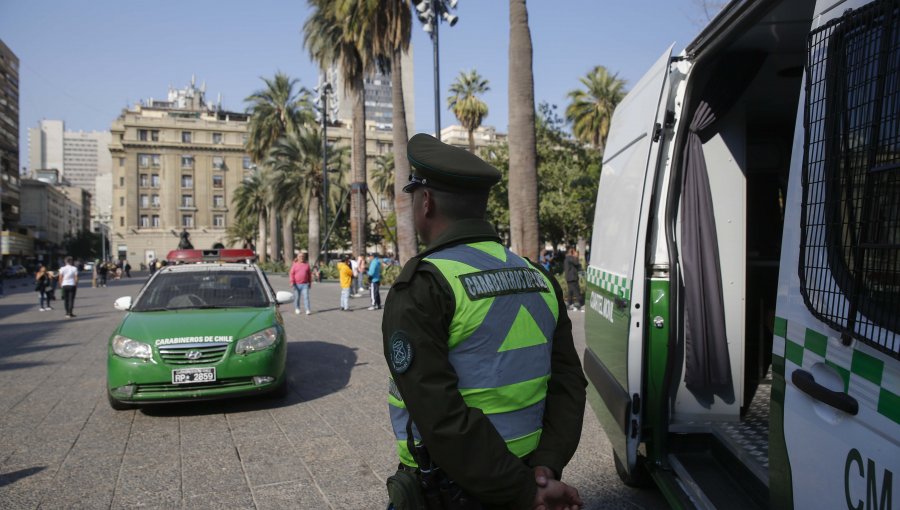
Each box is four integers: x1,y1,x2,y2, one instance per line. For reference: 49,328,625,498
275,291,293,305
114,296,132,311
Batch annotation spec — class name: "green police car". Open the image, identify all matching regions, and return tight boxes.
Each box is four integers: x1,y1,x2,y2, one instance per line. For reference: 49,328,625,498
106,249,293,410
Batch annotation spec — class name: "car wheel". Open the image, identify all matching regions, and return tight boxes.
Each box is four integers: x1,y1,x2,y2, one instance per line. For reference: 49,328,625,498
613,448,651,488
107,391,133,411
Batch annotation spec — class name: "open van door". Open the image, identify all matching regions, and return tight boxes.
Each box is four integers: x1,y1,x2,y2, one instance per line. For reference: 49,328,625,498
773,0,900,507
584,45,676,481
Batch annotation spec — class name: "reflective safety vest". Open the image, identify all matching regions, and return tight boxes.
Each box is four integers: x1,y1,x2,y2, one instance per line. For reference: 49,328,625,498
389,241,560,467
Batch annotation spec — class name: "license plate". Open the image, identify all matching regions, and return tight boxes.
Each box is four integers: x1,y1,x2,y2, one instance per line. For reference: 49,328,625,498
172,367,216,384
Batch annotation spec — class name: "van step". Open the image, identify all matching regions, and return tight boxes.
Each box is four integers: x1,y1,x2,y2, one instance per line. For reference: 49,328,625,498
669,434,769,510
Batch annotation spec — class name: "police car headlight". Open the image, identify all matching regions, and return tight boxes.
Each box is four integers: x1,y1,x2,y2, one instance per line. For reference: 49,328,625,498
112,335,152,359
235,326,280,355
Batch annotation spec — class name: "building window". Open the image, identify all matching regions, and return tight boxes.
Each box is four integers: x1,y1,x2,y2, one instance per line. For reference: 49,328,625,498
139,154,150,167
181,194,193,207
140,174,149,187
119,176,125,186
140,194,149,208
213,156,225,170
242,134,249,144
140,215,149,227
138,129,148,141
213,194,225,208
151,154,161,166
152,194,160,207
119,157,125,167
151,130,159,142
182,131,192,143
151,215,160,227
182,215,194,228
212,174,224,188
151,174,160,188
242,156,252,169
181,175,193,188
120,196,125,206
213,132,223,144
213,215,225,228
120,217,124,227
181,155,194,169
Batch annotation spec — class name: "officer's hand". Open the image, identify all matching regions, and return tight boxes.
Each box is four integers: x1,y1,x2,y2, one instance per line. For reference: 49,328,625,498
532,478,583,510
534,465,555,487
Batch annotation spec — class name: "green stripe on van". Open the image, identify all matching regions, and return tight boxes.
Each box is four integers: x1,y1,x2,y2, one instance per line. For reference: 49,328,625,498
774,317,897,426
586,266,632,300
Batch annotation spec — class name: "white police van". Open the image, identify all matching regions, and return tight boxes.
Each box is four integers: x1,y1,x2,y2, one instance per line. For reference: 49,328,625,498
584,0,898,507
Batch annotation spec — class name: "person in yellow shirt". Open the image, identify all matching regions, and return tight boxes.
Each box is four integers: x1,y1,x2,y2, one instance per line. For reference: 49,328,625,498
339,255,353,311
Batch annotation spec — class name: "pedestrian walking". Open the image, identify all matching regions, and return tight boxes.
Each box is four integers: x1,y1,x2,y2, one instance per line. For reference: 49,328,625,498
35,265,52,311
563,247,584,311
289,252,312,315
124,260,131,278
383,134,586,509
350,255,360,297
367,252,382,310
338,255,353,311
58,256,79,318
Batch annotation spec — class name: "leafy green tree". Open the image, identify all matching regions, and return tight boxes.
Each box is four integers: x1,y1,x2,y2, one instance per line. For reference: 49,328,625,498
565,65,626,153
304,0,378,259
63,230,100,261
244,72,312,261
232,169,269,260
448,70,490,153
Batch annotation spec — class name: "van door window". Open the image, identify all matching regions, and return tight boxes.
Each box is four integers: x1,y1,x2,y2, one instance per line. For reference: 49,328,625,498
801,0,899,358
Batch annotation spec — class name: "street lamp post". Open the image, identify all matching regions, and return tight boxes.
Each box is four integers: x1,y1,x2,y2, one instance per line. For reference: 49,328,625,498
414,0,459,141
315,78,336,267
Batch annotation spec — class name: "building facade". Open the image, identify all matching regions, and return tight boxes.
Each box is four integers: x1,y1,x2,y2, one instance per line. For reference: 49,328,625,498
108,80,251,267
439,124,506,152
28,120,111,213
0,39,21,236
20,178,81,264
334,48,415,133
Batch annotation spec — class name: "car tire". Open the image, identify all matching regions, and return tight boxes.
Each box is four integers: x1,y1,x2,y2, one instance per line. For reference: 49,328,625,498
107,391,133,411
613,448,651,488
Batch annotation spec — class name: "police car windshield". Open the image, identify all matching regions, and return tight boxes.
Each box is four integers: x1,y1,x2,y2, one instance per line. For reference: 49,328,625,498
132,270,268,311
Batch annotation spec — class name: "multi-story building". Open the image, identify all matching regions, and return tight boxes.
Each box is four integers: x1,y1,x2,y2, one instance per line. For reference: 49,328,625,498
0,39,22,259
20,178,82,264
108,80,251,266
334,49,415,133
27,120,111,214
439,124,506,152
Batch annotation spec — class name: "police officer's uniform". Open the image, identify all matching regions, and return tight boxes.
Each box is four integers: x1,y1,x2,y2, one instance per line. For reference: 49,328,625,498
383,134,587,509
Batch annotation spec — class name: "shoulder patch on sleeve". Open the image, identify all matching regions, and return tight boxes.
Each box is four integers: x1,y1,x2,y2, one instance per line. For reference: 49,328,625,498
389,331,414,374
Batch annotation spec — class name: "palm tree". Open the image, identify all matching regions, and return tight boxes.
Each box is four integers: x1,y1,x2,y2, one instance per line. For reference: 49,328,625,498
508,0,539,260
371,153,395,207
304,0,376,259
448,70,490,153
244,72,311,262
370,0,417,264
232,169,268,262
565,66,626,152
225,215,258,251
267,127,330,265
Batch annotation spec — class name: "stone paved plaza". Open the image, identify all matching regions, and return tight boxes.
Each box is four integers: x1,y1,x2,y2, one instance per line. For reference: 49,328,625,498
0,272,666,509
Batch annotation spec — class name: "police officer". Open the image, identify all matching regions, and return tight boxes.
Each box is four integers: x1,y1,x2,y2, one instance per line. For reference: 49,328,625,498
383,134,587,510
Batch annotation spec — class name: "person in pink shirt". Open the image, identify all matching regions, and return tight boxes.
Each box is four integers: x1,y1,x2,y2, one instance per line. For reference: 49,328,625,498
289,252,313,315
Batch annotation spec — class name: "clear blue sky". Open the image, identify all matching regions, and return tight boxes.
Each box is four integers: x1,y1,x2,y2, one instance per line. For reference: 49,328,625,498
1,0,714,171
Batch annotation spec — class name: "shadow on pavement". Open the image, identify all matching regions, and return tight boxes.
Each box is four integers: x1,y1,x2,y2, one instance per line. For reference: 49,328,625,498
137,340,357,417
0,466,47,487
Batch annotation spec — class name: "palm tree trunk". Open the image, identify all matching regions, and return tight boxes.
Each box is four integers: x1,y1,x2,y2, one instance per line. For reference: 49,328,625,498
391,48,417,264
282,208,294,264
350,79,368,258
268,206,278,262
308,193,321,266
468,129,476,153
508,0,539,260
258,211,268,263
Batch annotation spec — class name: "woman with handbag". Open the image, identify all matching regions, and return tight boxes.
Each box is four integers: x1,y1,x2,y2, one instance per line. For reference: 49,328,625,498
35,265,52,311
